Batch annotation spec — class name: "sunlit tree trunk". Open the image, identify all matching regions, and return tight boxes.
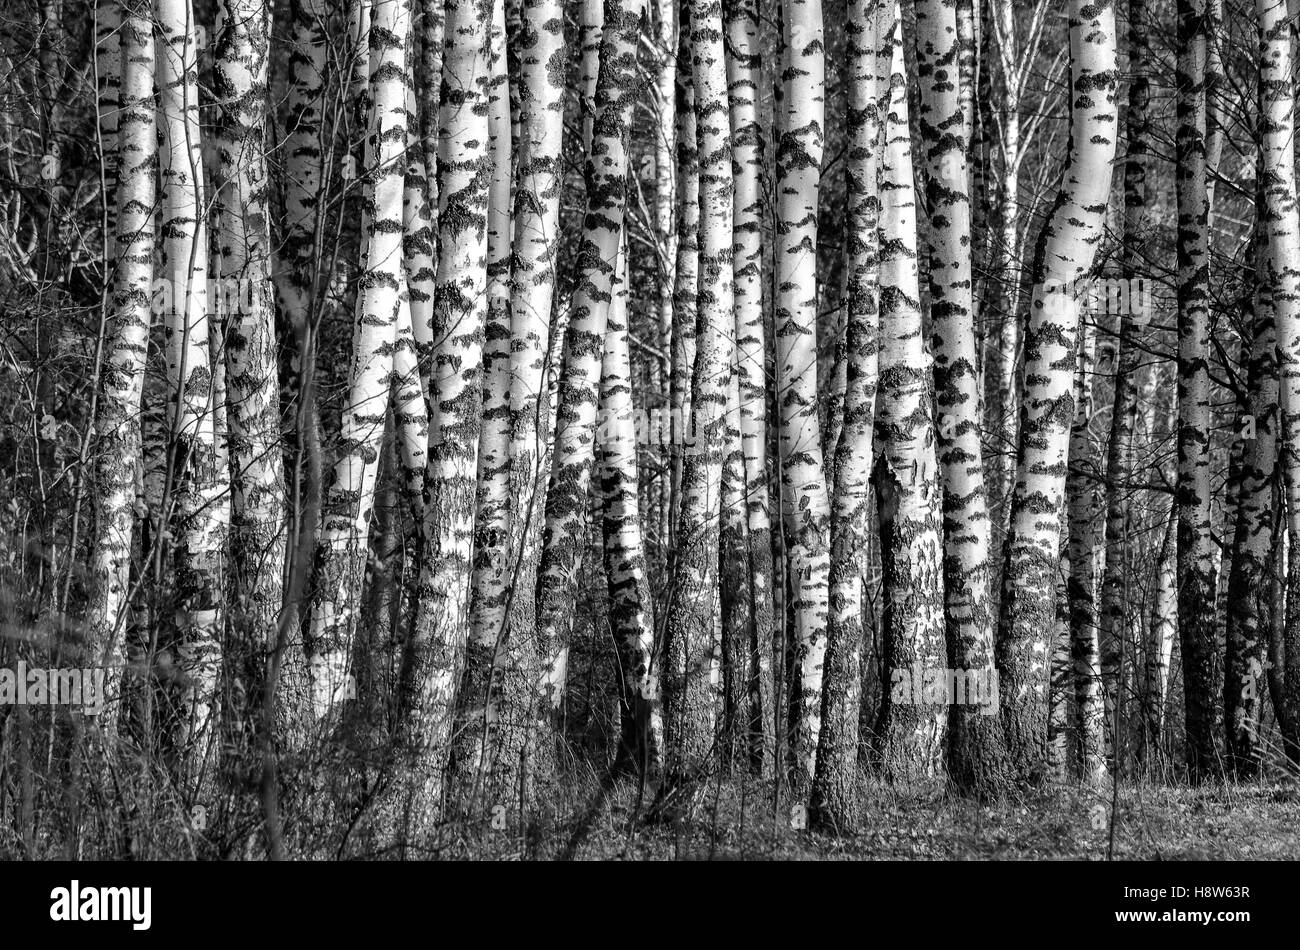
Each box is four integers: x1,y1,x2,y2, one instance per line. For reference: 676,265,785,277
602,233,664,777
1065,318,1105,784
396,0,492,823
723,0,775,775
775,0,832,788
501,0,569,781
1096,0,1149,775
1257,0,1300,765
1174,0,1219,781
88,0,154,734
872,6,948,784
213,0,293,756
534,0,647,760
663,0,735,780
156,0,227,786
308,0,410,724
810,0,882,827
995,0,1118,783
1224,202,1274,777
913,0,1005,794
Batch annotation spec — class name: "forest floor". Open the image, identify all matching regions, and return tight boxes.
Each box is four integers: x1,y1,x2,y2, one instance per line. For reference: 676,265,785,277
440,773,1300,860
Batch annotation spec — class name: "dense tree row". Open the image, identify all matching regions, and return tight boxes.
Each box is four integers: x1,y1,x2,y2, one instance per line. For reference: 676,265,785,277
2,0,1300,856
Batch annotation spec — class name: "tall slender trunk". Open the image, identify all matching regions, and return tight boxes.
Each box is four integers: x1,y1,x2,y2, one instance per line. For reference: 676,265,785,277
88,0,155,734
156,0,227,789
663,0,735,779
1257,0,1300,765
602,232,664,777
995,0,1118,784
307,0,410,723
651,0,678,578
460,0,521,803
95,0,120,260
913,0,1005,794
533,0,647,759
213,0,293,757
1143,503,1177,761
810,0,882,827
982,0,1022,523
669,2,698,563
279,0,329,386
1224,198,1275,777
397,0,492,824
1065,318,1105,783
1096,0,1149,777
1174,0,1219,781
501,0,568,781
724,0,775,776
775,0,831,789
872,5,948,783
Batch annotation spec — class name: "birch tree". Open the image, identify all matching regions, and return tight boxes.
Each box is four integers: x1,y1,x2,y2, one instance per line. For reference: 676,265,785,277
602,232,664,776
308,0,411,723
1224,210,1274,776
810,0,882,826
395,0,492,819
725,0,775,774
212,0,292,750
775,0,832,788
156,0,227,782
913,0,1004,792
1065,318,1105,783
1096,0,1149,774
995,0,1118,783
534,0,647,762
499,0,568,753
662,0,735,781
1257,0,1300,766
1174,0,1219,781
873,5,948,783
88,0,154,732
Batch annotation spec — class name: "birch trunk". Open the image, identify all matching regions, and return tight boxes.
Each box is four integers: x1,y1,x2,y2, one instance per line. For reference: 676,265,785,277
653,0,678,575
669,5,699,561
156,0,226,784
663,0,735,780
602,233,664,777
1065,318,1105,783
88,0,154,734
501,0,568,778
1174,0,1219,781
995,0,1118,783
307,0,410,724
1224,208,1274,777
533,0,647,757
810,0,882,827
724,0,775,775
1096,0,1148,775
95,0,120,259
396,0,492,821
872,6,948,783
279,0,329,373
213,0,293,753
461,0,521,801
775,0,832,788
913,0,1005,793
1257,0,1300,765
